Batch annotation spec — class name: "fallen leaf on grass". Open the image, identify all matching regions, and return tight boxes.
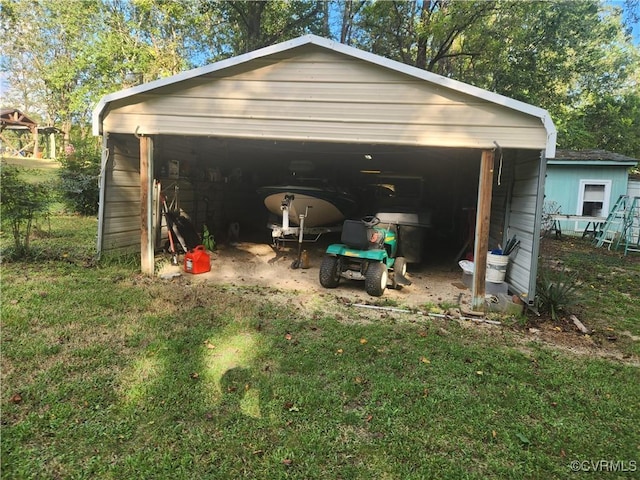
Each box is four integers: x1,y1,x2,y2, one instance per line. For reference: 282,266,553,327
360,338,368,345
10,393,22,404
420,357,431,364
190,372,199,379
336,348,343,355
515,432,531,445
476,371,484,376
365,415,373,422
492,430,497,439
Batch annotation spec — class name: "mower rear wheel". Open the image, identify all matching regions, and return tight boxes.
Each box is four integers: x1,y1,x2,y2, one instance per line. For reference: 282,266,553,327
319,255,341,288
365,261,388,297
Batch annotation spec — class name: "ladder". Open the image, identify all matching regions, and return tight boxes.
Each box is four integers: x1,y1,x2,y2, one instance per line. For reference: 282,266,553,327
595,195,628,249
620,196,640,255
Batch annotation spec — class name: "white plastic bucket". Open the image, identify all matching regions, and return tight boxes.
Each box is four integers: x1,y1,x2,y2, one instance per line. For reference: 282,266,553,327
486,253,509,283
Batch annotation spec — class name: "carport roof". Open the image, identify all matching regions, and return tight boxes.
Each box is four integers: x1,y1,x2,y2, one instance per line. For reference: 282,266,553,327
92,34,556,157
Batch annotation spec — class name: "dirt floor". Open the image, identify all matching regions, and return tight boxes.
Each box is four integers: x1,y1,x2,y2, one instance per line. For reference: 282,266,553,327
158,237,476,312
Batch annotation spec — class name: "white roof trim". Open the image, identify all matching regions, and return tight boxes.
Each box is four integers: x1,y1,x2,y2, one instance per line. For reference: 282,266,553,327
92,34,556,156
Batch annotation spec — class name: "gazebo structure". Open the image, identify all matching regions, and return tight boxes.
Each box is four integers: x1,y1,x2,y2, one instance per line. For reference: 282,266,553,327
0,108,60,159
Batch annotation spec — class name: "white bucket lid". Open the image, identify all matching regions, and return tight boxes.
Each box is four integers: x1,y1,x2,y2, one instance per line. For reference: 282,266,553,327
458,260,474,274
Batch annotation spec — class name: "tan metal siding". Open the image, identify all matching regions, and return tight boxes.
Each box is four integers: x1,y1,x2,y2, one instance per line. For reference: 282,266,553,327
489,154,514,249
505,152,544,302
101,48,547,150
101,134,140,253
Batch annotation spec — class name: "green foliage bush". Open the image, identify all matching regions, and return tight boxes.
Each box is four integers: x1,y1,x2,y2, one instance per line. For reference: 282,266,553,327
57,141,101,216
0,164,53,256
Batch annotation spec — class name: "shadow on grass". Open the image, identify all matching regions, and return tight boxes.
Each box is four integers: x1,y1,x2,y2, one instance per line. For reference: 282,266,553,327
2,262,640,480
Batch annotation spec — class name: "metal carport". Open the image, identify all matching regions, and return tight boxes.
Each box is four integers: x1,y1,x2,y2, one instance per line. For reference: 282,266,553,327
93,34,556,310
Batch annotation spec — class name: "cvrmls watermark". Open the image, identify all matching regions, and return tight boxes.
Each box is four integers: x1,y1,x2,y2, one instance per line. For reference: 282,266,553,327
570,460,637,473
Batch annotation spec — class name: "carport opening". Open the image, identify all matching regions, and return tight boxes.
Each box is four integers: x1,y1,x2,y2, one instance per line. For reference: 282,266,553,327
152,135,481,269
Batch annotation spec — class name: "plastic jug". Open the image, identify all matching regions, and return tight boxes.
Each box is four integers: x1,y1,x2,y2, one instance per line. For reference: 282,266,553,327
184,245,211,274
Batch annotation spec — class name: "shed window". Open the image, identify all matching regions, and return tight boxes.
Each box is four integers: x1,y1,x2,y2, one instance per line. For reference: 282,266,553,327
577,180,611,217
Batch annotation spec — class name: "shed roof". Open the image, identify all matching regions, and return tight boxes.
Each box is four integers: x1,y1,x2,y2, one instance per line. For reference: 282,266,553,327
549,149,638,166
93,34,556,157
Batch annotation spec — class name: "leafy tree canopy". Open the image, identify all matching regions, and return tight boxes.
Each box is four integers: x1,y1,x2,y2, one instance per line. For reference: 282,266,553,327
1,0,638,157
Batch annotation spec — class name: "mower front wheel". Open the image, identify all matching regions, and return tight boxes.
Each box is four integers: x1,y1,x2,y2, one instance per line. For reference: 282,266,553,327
319,255,341,288
391,257,408,289
365,261,388,297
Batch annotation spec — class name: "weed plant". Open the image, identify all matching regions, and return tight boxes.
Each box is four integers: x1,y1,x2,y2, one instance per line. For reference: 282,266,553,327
535,268,580,321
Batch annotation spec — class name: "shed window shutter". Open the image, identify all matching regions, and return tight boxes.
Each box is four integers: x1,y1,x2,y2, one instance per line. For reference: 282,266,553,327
583,184,605,202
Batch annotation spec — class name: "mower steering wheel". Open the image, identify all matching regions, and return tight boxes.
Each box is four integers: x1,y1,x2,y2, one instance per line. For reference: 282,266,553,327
361,215,380,227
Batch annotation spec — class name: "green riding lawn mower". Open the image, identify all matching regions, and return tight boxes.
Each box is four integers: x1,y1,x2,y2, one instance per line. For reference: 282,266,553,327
319,216,412,297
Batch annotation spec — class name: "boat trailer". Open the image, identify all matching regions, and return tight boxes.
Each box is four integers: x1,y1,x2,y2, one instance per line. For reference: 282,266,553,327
268,194,342,250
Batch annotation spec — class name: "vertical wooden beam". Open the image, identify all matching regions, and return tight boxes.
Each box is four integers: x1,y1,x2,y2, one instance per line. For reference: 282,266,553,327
49,132,56,159
139,136,154,275
471,149,495,311
33,126,39,157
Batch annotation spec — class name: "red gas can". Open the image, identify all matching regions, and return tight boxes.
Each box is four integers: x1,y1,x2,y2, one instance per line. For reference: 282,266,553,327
184,245,211,274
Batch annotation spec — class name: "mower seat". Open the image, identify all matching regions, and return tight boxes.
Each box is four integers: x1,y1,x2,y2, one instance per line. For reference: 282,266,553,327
341,220,370,250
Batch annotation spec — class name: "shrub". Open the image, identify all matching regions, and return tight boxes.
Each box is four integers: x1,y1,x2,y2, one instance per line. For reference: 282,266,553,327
0,164,52,256
58,141,100,215
535,268,580,320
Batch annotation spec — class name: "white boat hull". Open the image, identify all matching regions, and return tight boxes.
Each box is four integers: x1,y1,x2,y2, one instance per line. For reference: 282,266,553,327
264,192,346,227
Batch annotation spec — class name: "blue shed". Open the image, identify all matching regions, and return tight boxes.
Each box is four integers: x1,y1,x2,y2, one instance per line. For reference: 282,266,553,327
545,149,638,236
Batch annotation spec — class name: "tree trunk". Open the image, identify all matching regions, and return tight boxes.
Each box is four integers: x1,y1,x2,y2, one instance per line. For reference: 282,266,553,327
244,1,267,52
415,0,433,69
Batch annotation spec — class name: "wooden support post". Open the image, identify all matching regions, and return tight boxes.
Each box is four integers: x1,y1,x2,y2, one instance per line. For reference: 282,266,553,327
471,149,495,312
49,132,56,159
140,136,154,275
32,126,39,158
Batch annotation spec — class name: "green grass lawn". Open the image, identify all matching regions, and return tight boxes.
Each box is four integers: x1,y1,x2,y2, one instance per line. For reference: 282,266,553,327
1,156,61,183
1,208,639,478
2,260,638,479
537,236,640,359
